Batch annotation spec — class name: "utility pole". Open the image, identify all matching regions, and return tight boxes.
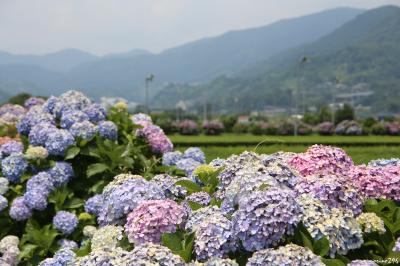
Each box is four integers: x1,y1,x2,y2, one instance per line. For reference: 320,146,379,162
203,90,208,122
294,56,308,136
145,74,154,114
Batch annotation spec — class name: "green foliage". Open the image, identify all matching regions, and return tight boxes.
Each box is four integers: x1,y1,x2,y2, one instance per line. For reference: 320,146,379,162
162,230,195,262
7,93,32,105
335,104,355,124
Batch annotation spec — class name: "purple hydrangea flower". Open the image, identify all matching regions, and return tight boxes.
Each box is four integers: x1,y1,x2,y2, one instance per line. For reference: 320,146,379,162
45,129,75,156
232,188,301,252
60,110,89,129
131,113,152,127
0,195,7,211
162,151,183,166
0,141,24,156
125,199,187,245
24,97,45,109
98,176,165,226
28,122,57,146
194,213,236,261
186,192,211,206
83,103,106,123
348,260,379,266
185,206,223,232
84,194,103,216
47,161,74,187
147,133,173,154
69,121,97,140
150,174,188,199
183,147,206,164
9,197,32,221
1,153,28,183
202,258,239,266
53,211,78,235
98,121,118,140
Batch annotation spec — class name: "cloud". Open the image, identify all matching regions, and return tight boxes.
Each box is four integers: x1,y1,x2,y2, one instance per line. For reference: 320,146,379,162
0,0,399,55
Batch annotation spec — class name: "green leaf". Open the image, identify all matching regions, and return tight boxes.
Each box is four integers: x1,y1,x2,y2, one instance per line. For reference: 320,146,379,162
65,146,80,160
313,237,330,257
321,259,346,266
18,244,38,260
187,201,203,211
87,163,109,177
175,180,202,193
162,232,183,252
64,198,84,209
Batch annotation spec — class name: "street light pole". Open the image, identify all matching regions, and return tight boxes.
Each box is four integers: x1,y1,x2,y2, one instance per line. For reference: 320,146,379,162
145,74,154,114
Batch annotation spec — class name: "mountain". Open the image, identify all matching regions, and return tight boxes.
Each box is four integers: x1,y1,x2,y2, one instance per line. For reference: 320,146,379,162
0,49,98,72
0,7,362,102
152,5,400,115
103,49,151,59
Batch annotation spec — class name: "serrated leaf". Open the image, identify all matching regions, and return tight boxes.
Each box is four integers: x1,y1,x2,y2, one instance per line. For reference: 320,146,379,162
87,163,109,177
65,146,80,160
175,180,202,193
18,244,38,260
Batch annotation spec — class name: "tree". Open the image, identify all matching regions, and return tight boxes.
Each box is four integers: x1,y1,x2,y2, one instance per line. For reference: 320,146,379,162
335,104,355,124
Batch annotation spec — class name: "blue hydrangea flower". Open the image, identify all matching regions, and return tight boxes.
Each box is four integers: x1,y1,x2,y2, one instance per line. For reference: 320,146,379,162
69,121,97,140
47,161,74,187
183,147,206,164
24,97,45,109
53,248,77,265
26,172,55,194
150,174,188,200
0,195,8,211
17,108,55,135
202,258,239,266
57,239,78,250
348,260,379,266
23,189,48,211
98,176,165,226
368,158,400,167
176,158,202,175
232,188,301,252
84,194,103,216
1,153,28,183
45,129,75,156
52,90,92,117
9,197,32,221
186,192,211,206
60,110,89,129
247,244,324,266
42,96,58,114
0,141,24,156
98,121,118,140
53,211,78,235
162,151,183,166
124,243,185,266
83,103,107,123
28,123,57,146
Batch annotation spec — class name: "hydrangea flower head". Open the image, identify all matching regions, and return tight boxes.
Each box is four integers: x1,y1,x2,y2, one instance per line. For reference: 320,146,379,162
131,113,152,127
60,110,89,129
357,213,386,234
176,158,202,175
53,211,78,235
58,239,78,250
24,97,45,109
26,172,55,194
47,161,74,187
0,177,9,195
186,192,211,206
9,197,32,221
69,120,97,140
45,129,75,156
185,206,223,232
0,140,24,156
28,122,57,146
0,195,8,211
25,146,48,160
91,225,123,251
98,121,118,140
232,188,300,251
162,151,183,166
183,147,206,163
125,199,187,244
124,243,185,266
151,174,188,199
23,189,49,210
83,103,106,123
393,237,400,252
247,244,324,266
84,194,103,216
2,153,28,183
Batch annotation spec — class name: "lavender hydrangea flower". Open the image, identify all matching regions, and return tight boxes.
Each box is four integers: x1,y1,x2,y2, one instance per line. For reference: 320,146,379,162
348,260,379,266
0,140,24,156
45,129,75,156
0,195,8,211
186,192,211,206
83,103,106,123
23,189,48,211
47,161,74,187
232,188,301,252
394,237,400,252
24,97,45,109
247,244,324,266
368,158,400,167
53,211,78,235
26,172,55,194
98,176,165,226
9,197,32,221
194,213,236,261
202,258,239,266
69,121,97,140
151,174,188,199
53,248,77,265
162,151,183,166
185,206,224,232
84,194,103,216
28,122,57,146
0,177,9,195
147,132,173,154
125,199,187,244
60,110,89,129
42,96,58,114
183,147,206,164
58,239,79,250
2,153,28,183
98,121,118,140
124,243,185,266
131,113,152,127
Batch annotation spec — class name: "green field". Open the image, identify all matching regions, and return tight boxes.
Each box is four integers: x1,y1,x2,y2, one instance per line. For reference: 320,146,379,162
171,134,400,164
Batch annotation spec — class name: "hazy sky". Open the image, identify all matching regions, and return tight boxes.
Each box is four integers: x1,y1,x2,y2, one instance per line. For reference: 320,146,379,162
0,0,399,55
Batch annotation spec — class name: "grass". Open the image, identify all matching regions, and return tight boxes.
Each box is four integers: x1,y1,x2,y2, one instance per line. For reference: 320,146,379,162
169,134,400,146
177,145,400,165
